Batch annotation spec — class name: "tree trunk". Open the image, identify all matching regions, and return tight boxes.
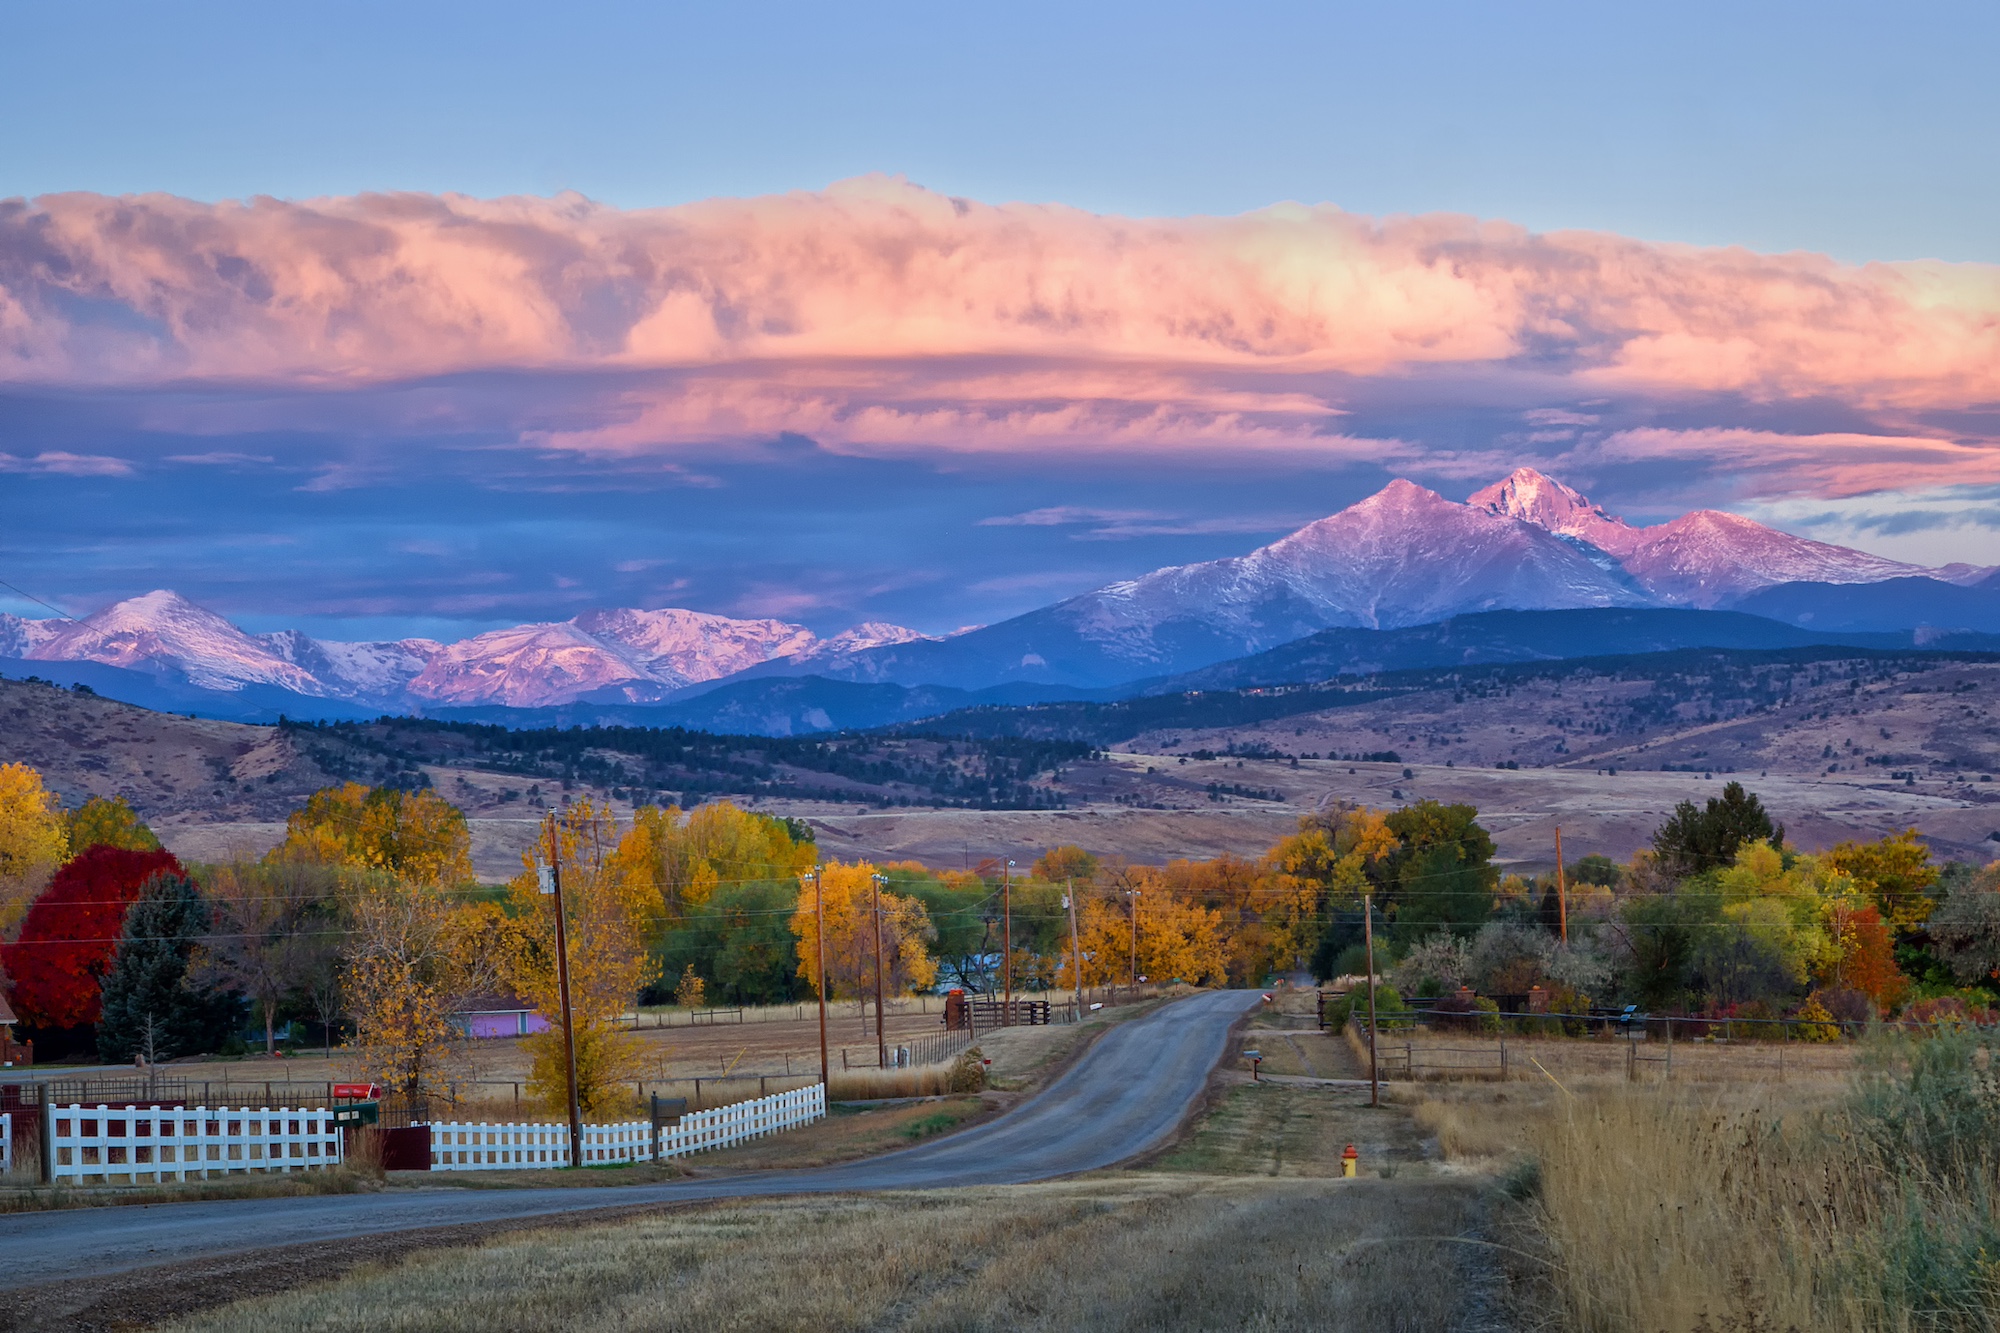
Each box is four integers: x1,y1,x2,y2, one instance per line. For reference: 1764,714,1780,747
264,998,277,1056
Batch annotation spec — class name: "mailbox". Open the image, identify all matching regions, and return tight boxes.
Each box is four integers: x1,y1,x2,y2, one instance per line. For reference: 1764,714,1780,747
330,1102,380,1127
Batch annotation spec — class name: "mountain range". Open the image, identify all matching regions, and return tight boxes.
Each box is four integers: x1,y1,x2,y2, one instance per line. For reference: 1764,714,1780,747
4,469,1995,729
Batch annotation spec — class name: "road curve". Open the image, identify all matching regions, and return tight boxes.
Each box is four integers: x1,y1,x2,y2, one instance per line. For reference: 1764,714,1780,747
0,989,1259,1285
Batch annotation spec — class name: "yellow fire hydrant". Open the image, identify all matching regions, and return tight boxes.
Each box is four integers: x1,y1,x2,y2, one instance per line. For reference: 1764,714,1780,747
1341,1143,1359,1178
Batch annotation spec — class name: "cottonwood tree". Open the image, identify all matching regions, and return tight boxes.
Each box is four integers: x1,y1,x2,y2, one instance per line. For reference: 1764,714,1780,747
343,882,497,1103
616,799,815,932
506,799,657,1114
790,861,937,1030
66,796,162,855
0,762,69,937
1930,866,2000,986
273,783,475,888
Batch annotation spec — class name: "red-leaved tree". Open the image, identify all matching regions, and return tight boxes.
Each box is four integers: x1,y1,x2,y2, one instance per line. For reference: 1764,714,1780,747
0,846,183,1030
1827,901,1908,1014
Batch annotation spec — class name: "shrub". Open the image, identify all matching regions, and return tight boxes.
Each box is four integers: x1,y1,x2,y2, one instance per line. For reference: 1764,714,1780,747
1814,986,1873,1026
1325,984,1405,1029
1390,931,1471,997
1792,994,1839,1042
1429,989,1501,1033
947,1046,987,1094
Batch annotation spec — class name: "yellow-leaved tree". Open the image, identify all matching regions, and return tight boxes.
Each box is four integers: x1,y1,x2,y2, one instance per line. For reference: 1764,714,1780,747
507,799,658,1115
0,762,69,937
66,795,162,855
1822,828,1939,930
271,783,474,888
616,800,815,931
1060,865,1228,991
342,882,500,1102
790,861,936,1034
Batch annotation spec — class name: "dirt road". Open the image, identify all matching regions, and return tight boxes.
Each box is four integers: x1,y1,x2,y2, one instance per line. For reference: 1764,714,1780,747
0,989,1260,1286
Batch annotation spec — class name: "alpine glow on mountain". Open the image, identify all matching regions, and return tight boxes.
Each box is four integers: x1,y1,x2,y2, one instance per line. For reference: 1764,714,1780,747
9,471,1988,711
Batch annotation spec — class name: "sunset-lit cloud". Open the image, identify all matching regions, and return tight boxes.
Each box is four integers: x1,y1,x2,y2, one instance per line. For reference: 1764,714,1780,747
3,180,1996,469
5,179,2000,636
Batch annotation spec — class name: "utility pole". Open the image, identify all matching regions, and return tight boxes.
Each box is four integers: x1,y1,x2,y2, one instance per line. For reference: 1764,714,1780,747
1002,858,1015,1021
541,810,583,1168
870,871,888,1069
1065,878,1083,1018
1363,889,1379,1109
804,868,827,1088
1554,825,1569,944
1127,888,1140,999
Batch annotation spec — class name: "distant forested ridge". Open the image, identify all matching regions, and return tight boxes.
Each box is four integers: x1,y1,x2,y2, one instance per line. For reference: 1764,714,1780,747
280,716,1093,810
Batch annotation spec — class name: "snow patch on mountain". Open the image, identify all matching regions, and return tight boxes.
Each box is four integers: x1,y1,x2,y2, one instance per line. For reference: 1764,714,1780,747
259,629,443,700
573,607,818,689
1475,467,1931,607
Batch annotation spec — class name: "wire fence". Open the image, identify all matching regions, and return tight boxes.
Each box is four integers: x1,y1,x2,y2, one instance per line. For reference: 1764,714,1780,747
1342,1008,1947,1084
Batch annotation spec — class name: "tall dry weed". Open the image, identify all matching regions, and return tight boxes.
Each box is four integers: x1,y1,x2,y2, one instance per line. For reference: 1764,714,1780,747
1532,1027,2000,1333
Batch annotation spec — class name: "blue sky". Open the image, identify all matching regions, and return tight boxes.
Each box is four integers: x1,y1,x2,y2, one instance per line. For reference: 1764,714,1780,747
1,2,1996,641
6,1,1995,262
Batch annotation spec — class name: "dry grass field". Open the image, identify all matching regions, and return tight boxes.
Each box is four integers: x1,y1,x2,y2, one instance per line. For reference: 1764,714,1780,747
157,1175,1494,1333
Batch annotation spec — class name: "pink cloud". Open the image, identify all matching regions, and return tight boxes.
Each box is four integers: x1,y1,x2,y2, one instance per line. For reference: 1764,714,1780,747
4,178,1999,506
1580,428,2000,499
2,179,1992,409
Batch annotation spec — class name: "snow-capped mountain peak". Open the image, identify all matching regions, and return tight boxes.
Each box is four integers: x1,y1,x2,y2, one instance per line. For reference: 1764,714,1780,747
1468,467,1640,551
572,607,818,689
1472,471,1932,607
23,590,328,695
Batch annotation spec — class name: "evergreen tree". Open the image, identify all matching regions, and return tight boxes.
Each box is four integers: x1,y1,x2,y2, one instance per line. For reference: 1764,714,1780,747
97,872,240,1061
1651,782,1782,877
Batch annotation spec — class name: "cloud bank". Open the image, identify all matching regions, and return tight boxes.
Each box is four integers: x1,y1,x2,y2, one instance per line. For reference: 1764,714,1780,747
3,178,1996,464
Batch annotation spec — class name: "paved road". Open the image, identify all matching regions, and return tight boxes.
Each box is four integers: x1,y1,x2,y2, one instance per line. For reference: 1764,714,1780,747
1,989,1259,1285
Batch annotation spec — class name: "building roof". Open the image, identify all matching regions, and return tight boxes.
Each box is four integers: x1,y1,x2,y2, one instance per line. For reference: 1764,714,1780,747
455,992,534,1014
0,992,16,1026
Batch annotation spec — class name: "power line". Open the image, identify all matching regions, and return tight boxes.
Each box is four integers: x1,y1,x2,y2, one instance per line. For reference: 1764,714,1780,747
0,576,78,622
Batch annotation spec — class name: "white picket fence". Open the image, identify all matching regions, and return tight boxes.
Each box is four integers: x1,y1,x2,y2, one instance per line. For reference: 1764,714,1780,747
425,1082,826,1171
1,1112,10,1174
48,1104,344,1183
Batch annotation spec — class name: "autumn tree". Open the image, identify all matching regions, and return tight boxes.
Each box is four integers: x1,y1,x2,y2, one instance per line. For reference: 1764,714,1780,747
1033,845,1099,884
97,872,239,1061
67,796,162,855
273,784,474,888
1821,901,1907,1013
1823,828,1939,930
507,800,657,1114
1062,892,1136,994
617,799,814,931
342,881,498,1102
1,846,182,1033
790,862,937,1029
1058,868,1227,991
0,762,69,937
